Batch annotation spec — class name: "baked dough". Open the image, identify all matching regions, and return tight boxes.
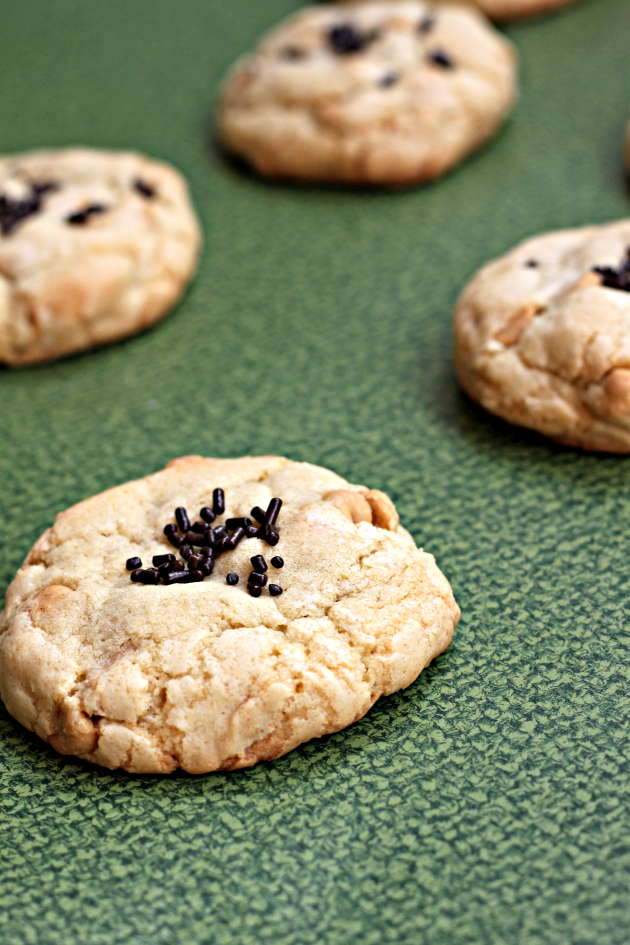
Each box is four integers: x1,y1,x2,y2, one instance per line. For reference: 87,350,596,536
218,2,517,185
0,456,460,773
454,220,630,452
0,148,201,366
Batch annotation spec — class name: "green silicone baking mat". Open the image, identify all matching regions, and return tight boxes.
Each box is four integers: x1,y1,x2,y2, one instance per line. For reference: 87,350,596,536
1,1,630,942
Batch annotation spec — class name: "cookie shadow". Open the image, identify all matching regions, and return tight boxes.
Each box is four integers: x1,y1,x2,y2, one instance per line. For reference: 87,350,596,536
210,135,416,200
0,276,201,376
422,354,630,470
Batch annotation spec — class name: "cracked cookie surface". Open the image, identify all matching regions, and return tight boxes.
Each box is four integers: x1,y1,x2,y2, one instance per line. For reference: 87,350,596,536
218,2,517,185
0,456,460,774
0,148,201,366
454,220,630,452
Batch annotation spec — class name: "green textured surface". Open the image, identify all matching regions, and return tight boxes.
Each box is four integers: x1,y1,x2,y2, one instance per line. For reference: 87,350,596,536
1,0,630,942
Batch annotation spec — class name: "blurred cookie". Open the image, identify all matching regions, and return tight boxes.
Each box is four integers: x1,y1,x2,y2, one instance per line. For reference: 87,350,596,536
333,0,581,22
0,456,460,774
467,0,580,20
218,2,517,185
0,148,201,366
454,220,630,452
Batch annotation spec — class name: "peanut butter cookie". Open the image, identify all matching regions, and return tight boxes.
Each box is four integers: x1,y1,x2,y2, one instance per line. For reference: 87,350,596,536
0,148,201,366
218,2,517,185
454,221,630,452
0,456,460,773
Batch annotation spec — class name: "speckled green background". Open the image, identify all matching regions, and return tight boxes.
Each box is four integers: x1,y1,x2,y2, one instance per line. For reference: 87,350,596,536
0,1,629,942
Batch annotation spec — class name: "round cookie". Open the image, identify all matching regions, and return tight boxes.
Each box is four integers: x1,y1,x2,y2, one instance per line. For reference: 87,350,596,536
454,220,630,453
0,148,201,366
0,456,460,774
218,2,517,186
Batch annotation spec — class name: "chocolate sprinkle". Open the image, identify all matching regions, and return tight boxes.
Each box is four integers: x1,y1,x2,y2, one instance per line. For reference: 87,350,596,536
175,507,190,533
251,554,267,573
593,248,630,292
66,203,108,225
428,49,454,69
152,553,175,567
128,485,286,589
0,181,58,235
265,497,282,524
163,570,193,584
134,179,156,199
185,530,208,547
279,46,306,61
271,556,284,569
226,526,246,550
219,535,233,554
268,584,283,597
525,260,539,268
248,572,267,587
328,24,378,55
213,488,225,516
226,517,252,530
131,568,160,585
255,498,283,544
378,72,399,88
188,553,203,571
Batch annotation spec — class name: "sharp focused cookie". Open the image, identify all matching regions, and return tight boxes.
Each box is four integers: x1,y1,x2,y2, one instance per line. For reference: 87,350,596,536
218,2,517,186
454,220,630,452
0,148,201,366
0,456,460,774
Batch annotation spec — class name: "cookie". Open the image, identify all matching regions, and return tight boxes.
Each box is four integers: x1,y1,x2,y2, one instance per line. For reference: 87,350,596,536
334,0,580,22
454,220,630,452
465,0,580,20
218,2,517,186
0,148,201,366
0,456,460,774
336,0,575,22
